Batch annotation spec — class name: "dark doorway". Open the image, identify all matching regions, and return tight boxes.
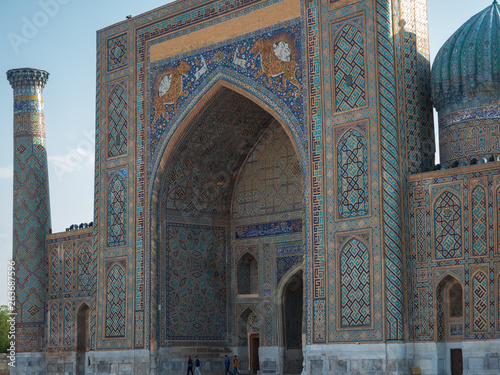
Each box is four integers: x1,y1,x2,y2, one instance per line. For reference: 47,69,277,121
76,304,90,375
451,349,463,375
249,333,260,373
283,270,303,374
237,308,259,371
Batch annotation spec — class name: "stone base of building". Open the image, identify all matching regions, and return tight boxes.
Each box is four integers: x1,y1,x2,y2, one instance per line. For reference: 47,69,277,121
407,340,500,375
11,340,500,375
303,343,409,375
303,340,500,375
156,346,230,374
11,352,46,375
87,350,153,375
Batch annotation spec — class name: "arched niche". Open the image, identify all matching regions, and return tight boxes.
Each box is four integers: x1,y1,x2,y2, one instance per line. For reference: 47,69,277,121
436,275,463,342
76,303,90,375
237,253,259,296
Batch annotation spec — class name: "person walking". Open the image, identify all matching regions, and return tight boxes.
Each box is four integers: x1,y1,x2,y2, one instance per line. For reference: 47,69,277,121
195,356,202,375
187,356,194,375
224,355,232,375
232,355,241,375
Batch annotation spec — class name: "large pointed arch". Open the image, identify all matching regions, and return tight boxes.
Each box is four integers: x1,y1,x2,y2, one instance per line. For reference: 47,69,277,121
148,73,309,349
149,74,307,198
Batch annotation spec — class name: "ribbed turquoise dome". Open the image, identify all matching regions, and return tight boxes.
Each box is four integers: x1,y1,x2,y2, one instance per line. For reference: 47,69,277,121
432,1,500,114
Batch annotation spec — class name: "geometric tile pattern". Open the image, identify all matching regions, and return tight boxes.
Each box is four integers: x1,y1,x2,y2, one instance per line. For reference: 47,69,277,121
471,186,487,257
333,23,366,112
8,68,50,352
304,0,326,344
237,308,256,346
77,243,92,292
63,301,74,347
162,224,226,343
160,89,274,218
376,0,404,341
434,191,462,260
497,189,500,255
50,245,60,295
90,44,102,352
107,33,127,72
247,311,260,333
210,84,303,352
105,262,127,338
337,128,368,218
313,299,326,342
134,311,144,349
340,238,371,327
498,274,500,330
218,106,302,351
107,82,128,157
49,302,59,347
397,0,435,175
233,122,303,219
409,168,500,343
264,302,273,346
276,255,302,285
415,207,427,263
44,231,93,352
439,117,500,165
107,168,127,247
63,243,73,293
237,253,258,295
472,271,488,333
418,288,429,336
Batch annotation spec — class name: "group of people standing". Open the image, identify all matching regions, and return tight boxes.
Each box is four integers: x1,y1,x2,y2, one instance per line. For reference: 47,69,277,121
186,355,241,375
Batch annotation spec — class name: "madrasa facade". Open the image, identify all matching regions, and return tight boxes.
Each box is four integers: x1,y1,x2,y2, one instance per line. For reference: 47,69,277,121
7,0,500,374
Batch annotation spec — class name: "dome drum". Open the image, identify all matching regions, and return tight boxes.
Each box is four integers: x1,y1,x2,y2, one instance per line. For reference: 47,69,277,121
438,106,500,166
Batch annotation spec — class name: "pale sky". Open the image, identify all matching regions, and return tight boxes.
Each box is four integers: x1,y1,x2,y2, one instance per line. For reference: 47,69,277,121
0,0,494,304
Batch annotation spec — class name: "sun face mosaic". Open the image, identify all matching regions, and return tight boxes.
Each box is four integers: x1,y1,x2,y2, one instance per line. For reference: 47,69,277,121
148,22,304,159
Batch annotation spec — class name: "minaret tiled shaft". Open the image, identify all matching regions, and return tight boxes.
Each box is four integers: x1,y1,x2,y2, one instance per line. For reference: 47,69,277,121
7,68,51,352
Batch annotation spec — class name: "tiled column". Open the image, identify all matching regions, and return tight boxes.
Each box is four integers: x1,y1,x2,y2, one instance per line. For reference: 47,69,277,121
7,68,51,352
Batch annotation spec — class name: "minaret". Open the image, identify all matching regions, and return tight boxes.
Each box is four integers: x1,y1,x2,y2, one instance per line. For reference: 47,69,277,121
7,68,51,352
